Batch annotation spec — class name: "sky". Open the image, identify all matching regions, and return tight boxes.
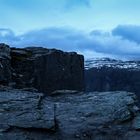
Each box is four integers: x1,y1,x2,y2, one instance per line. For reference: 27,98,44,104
0,0,140,60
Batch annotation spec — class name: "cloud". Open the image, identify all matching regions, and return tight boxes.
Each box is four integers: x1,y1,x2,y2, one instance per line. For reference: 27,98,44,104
89,32,140,59
1,0,90,12
0,25,140,60
65,0,90,9
112,25,140,44
0,28,20,43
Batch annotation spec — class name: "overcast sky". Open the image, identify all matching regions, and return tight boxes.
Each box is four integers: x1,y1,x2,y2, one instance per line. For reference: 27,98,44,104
0,0,140,60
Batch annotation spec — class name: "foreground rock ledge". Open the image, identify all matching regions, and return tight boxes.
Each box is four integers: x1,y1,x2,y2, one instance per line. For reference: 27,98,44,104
1,88,140,140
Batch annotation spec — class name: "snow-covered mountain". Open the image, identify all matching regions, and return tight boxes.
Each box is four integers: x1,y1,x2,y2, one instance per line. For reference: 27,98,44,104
85,58,140,99
85,58,140,70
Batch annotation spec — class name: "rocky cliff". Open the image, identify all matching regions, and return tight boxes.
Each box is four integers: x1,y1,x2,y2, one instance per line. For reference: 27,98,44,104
0,44,11,85
85,58,140,99
0,43,84,94
1,44,140,139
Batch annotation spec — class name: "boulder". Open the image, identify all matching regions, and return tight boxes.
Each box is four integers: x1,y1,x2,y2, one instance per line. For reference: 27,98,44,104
11,47,84,94
0,43,11,85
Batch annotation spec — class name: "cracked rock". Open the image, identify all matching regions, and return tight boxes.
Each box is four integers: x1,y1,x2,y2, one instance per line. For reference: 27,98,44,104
1,89,140,140
0,88,55,132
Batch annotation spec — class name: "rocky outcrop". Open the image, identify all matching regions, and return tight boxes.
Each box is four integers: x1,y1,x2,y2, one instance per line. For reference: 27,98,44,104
0,43,84,93
0,44,11,85
11,47,84,94
85,58,140,100
0,88,140,140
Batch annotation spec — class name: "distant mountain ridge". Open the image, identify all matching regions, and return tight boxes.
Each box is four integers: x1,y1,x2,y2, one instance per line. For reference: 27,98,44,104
85,58,140,101
85,58,140,70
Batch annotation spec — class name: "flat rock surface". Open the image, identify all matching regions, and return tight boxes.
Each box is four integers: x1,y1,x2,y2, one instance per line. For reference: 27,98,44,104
0,88,55,132
0,88,140,139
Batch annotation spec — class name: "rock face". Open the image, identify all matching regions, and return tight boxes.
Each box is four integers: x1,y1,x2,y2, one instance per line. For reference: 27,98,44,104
0,43,84,93
11,47,84,93
0,88,140,140
0,44,11,85
85,58,140,99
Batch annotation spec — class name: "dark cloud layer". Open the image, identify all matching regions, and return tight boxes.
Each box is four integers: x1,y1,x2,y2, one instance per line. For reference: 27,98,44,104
0,25,140,60
65,0,90,8
112,25,140,44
